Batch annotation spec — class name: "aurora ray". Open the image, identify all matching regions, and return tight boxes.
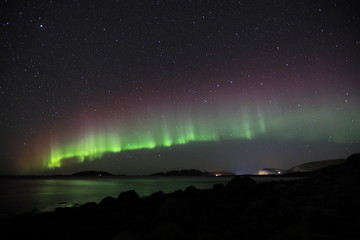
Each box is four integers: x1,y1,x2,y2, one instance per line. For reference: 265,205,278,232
46,106,268,169
42,100,359,170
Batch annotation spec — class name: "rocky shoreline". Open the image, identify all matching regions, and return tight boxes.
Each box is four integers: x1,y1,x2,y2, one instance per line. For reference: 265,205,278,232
2,154,360,240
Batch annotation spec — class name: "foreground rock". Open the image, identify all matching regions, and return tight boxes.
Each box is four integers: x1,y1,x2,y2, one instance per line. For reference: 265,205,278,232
2,154,360,240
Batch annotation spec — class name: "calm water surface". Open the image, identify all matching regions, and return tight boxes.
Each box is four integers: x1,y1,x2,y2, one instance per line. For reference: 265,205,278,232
0,176,303,216
0,177,233,215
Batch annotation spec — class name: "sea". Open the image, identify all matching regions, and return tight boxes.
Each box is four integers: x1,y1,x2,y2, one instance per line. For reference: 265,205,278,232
0,176,302,216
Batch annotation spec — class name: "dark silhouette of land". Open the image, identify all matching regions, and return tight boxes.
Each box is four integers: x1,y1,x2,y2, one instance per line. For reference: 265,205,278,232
289,158,345,172
151,169,209,176
0,169,231,178
1,154,360,239
71,170,114,177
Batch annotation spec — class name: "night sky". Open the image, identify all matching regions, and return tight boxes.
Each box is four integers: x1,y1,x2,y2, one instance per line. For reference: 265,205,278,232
1,0,359,175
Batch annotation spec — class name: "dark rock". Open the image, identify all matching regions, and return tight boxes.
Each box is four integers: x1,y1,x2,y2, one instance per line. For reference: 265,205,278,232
197,232,222,240
226,176,257,195
185,185,198,196
269,227,304,240
146,222,191,240
271,227,337,240
151,191,164,198
185,214,210,236
147,191,166,206
111,231,141,240
301,208,335,234
173,189,184,197
212,183,225,191
346,153,360,167
117,190,139,202
100,196,116,206
80,202,97,208
153,197,188,223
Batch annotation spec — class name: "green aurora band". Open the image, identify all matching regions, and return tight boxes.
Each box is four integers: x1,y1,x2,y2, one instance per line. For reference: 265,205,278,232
45,105,360,169
48,110,266,168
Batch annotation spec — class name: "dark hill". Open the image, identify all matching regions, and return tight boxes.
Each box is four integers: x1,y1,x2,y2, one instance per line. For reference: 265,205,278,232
311,153,360,175
72,171,113,177
290,158,345,172
151,169,208,176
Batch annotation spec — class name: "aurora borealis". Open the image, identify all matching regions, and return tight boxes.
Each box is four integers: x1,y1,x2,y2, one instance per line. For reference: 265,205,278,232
21,83,360,174
47,104,267,168
45,97,359,170
1,0,360,175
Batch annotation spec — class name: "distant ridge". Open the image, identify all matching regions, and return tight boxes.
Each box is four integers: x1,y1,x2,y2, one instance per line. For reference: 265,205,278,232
71,171,113,177
290,159,345,172
208,171,236,176
151,169,208,176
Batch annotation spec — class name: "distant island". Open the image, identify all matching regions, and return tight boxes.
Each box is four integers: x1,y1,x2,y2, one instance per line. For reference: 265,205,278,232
255,158,347,176
71,171,114,177
68,158,354,177
0,157,353,179
0,169,235,178
151,169,207,176
150,169,235,176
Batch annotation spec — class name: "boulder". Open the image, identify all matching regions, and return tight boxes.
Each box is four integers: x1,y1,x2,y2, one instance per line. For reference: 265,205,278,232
117,190,139,202
226,176,257,195
185,185,198,196
99,196,116,206
345,153,360,167
151,191,164,198
153,197,188,223
212,183,225,192
111,231,141,240
80,202,97,208
197,232,222,240
146,222,191,240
